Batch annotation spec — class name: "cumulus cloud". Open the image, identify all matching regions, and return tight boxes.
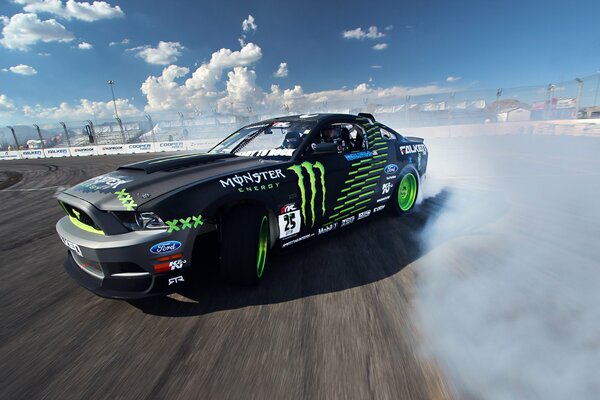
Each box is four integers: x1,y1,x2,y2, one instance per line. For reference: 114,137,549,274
446,76,461,82
141,42,262,112
0,13,74,50
77,41,92,49
7,64,38,75
372,43,388,50
131,41,184,65
242,14,257,33
273,62,288,78
109,38,128,46
0,94,17,112
218,67,263,112
14,0,125,22
21,98,141,120
343,26,385,40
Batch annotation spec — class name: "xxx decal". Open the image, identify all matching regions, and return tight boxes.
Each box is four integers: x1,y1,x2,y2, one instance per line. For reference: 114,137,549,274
287,161,325,227
115,188,137,211
165,214,203,233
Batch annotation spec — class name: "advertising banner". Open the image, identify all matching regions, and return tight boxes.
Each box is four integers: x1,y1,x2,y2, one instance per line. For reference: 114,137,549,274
156,141,186,152
185,139,220,151
126,142,154,153
0,151,21,160
97,144,126,155
44,148,70,158
20,149,45,159
70,146,97,156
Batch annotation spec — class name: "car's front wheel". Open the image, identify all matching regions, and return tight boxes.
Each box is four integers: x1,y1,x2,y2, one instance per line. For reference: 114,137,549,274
390,168,419,215
220,205,269,285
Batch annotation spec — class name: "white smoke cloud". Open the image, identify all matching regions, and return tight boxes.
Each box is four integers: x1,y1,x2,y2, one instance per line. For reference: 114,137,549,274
14,0,125,22
413,132,600,400
0,13,74,50
21,98,141,120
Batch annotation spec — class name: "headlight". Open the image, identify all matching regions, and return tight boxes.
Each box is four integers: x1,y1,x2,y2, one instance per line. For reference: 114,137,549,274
116,211,167,231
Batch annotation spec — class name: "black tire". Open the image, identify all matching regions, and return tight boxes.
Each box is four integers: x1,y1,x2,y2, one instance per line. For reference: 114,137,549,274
220,205,269,285
389,167,420,215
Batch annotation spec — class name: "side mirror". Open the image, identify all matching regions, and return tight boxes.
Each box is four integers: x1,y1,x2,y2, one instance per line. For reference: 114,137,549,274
311,142,340,155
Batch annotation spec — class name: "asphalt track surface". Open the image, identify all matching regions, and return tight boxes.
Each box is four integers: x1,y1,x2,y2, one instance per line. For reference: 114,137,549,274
4,134,596,399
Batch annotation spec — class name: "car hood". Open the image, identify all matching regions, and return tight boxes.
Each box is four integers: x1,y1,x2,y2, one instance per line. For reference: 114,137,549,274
62,153,284,211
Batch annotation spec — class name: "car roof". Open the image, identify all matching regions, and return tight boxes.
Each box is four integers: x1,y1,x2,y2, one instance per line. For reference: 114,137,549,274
252,113,365,125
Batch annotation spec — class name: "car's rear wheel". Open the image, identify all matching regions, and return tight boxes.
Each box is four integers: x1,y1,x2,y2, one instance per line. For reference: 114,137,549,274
220,205,269,285
390,168,419,215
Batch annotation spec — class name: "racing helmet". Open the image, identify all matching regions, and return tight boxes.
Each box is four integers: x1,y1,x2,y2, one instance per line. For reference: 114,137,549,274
322,126,341,143
282,131,302,149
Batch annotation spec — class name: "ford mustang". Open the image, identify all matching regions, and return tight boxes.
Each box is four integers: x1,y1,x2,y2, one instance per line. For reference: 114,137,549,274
56,113,428,298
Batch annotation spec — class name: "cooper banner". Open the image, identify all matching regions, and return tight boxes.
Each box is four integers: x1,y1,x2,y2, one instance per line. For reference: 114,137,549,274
20,149,45,159
156,141,186,152
126,143,154,153
44,148,70,158
70,146,97,156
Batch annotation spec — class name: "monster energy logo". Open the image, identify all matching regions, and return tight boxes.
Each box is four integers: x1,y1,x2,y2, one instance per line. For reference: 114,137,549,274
287,161,326,227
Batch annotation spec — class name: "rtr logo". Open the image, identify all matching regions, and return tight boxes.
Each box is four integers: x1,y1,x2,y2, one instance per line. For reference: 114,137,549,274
168,276,184,285
280,203,297,214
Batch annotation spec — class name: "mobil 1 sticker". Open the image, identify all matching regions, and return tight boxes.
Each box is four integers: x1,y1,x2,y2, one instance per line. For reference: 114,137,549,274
278,210,301,238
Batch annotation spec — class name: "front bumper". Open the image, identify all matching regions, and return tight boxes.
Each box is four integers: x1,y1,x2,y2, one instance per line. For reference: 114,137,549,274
56,216,193,299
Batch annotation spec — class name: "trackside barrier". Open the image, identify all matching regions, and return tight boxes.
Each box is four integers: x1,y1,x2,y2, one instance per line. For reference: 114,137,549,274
0,138,220,161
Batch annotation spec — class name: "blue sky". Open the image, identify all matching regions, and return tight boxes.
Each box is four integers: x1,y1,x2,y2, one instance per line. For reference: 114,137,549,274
0,0,599,123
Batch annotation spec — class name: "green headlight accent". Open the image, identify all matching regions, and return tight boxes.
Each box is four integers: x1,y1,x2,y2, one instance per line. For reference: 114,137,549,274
256,216,268,278
69,216,105,235
398,173,418,211
288,164,306,225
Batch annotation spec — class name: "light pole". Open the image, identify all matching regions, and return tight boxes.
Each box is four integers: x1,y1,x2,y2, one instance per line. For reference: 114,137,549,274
107,80,125,142
575,78,583,119
33,124,45,150
59,122,71,147
86,120,96,144
594,71,600,106
145,113,156,143
6,126,19,149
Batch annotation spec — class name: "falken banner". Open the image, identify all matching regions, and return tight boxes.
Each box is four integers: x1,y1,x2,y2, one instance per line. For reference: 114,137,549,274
20,149,45,159
44,148,70,158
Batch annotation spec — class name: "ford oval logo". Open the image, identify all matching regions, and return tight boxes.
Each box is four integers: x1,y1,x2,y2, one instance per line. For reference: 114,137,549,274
384,164,398,174
150,241,182,254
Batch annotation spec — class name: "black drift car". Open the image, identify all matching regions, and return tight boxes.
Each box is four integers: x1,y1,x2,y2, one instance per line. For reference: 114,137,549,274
56,113,428,299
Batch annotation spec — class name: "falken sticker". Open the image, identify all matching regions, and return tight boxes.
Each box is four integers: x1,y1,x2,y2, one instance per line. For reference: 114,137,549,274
399,144,427,155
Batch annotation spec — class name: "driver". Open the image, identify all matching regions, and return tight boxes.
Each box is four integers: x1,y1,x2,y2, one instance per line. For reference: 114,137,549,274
321,126,340,143
281,131,302,149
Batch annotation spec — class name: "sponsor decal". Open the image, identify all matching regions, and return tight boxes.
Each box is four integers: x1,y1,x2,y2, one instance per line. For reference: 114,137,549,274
246,123,270,129
220,169,286,191
399,144,427,155
344,151,373,161
386,175,397,181
373,205,386,212
278,209,301,239
382,182,394,195
281,233,314,248
272,121,291,128
237,148,295,157
376,196,390,203
77,174,133,192
158,141,185,151
288,161,326,227
358,210,371,220
165,214,203,233
150,241,182,255
317,222,337,235
341,216,355,227
280,203,297,214
115,188,137,211
60,236,82,256
169,259,186,270
168,276,184,285
384,164,398,174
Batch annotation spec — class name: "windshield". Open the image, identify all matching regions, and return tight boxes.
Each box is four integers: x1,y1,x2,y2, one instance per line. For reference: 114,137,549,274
210,120,316,158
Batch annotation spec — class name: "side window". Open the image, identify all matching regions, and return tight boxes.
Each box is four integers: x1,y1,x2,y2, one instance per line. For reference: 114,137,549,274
313,123,367,153
379,126,397,140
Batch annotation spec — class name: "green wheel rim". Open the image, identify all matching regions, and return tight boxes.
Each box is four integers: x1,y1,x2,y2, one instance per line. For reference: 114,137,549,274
256,216,268,278
398,173,417,211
